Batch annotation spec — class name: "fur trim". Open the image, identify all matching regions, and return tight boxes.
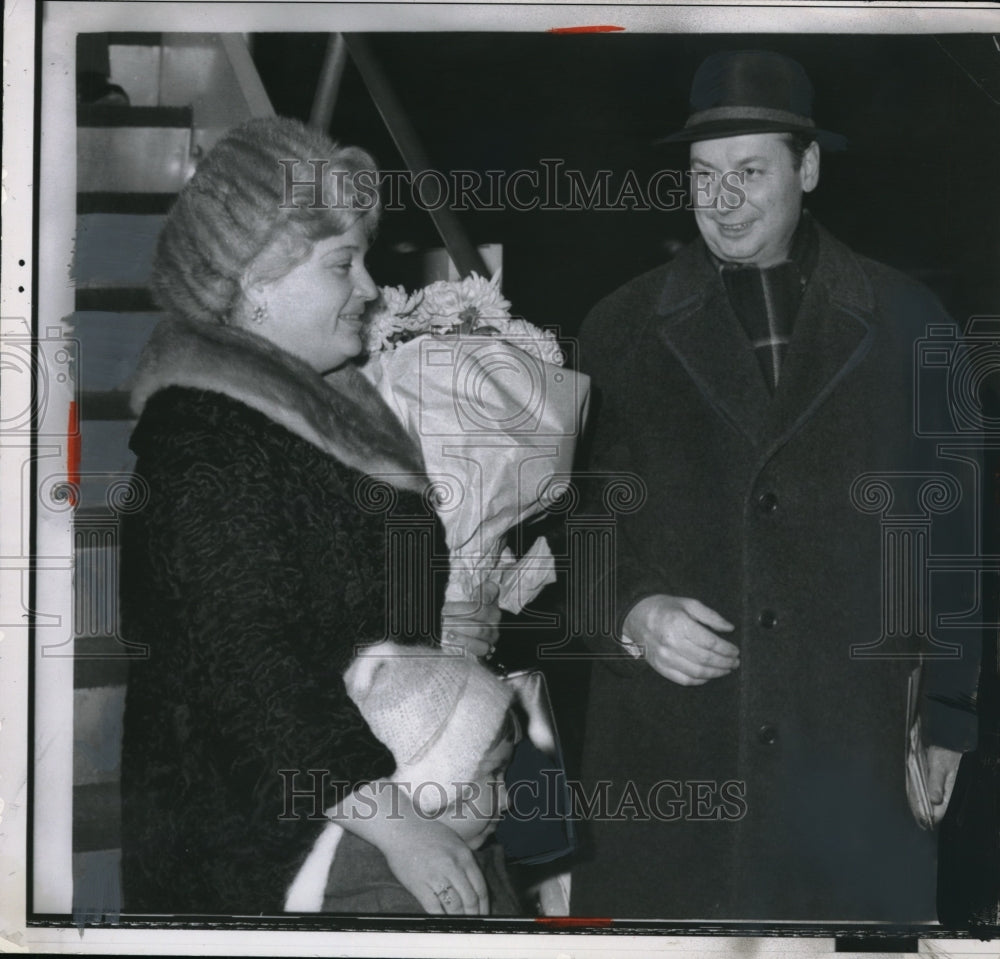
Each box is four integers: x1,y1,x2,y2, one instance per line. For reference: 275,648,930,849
128,317,428,493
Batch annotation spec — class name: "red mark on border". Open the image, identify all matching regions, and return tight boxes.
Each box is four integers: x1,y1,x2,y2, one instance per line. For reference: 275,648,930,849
548,25,625,34
68,400,80,507
535,916,614,928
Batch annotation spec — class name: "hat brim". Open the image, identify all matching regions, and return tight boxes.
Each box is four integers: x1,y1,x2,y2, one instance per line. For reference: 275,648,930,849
656,119,847,151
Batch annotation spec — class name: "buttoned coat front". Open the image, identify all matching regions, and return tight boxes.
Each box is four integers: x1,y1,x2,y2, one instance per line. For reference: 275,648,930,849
570,221,980,921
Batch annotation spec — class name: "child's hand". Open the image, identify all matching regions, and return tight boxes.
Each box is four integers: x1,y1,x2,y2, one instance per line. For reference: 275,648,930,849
441,581,501,658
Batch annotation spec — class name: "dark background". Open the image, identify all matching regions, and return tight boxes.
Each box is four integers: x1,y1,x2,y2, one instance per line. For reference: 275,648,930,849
252,32,1000,334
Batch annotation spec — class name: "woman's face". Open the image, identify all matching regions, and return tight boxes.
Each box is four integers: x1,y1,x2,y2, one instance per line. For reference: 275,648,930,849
249,220,378,375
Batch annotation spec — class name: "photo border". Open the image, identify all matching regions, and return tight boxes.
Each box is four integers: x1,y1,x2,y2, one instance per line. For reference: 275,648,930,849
4,1,1000,954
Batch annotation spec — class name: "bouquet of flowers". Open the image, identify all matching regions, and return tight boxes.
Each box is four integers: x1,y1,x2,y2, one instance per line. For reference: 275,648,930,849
359,271,590,614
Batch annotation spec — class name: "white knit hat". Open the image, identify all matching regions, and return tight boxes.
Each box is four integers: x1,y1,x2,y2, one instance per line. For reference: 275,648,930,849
344,642,514,814
284,642,513,912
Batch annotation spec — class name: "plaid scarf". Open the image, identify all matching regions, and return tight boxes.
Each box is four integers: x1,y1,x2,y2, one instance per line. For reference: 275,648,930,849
713,213,819,394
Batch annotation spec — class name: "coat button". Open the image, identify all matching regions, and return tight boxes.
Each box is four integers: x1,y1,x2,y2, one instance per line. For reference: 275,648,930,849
758,609,777,628
757,492,778,513
757,724,779,745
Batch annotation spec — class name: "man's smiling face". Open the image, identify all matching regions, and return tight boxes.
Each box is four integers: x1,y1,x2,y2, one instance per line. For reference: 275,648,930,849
691,132,820,268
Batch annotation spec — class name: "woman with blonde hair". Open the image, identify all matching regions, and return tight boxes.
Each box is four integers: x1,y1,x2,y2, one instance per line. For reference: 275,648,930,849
119,116,497,916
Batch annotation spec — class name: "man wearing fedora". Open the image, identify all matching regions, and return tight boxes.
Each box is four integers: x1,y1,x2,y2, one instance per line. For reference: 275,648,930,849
571,50,981,920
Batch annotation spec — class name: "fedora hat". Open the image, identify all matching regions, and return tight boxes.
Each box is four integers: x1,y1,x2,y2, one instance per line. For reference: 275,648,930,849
657,50,847,150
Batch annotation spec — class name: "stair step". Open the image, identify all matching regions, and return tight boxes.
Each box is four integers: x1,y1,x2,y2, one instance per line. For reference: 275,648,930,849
74,781,122,853
108,39,163,108
73,685,126,785
73,472,139,513
80,391,134,421
75,214,165,288
108,32,163,46
70,312,161,392
78,193,175,215
76,419,138,509
74,634,138,690
73,849,122,919
78,125,193,193
76,288,157,312
77,104,191,128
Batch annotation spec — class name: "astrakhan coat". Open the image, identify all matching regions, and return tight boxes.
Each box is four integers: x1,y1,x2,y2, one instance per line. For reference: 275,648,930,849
119,318,445,916
570,220,981,921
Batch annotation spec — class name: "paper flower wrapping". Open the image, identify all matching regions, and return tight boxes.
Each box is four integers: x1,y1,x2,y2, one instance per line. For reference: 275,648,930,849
358,273,589,613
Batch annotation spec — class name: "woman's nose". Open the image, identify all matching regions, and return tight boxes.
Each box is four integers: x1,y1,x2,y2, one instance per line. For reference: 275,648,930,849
355,265,378,302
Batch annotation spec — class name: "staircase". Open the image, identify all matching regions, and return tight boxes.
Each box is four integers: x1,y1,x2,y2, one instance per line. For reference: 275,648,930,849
71,31,272,920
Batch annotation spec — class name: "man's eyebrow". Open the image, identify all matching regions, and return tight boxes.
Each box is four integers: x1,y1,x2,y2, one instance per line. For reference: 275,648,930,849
690,155,769,170
689,157,720,171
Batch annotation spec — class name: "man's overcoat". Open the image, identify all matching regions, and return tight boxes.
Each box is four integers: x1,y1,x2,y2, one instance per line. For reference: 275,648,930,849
571,221,980,920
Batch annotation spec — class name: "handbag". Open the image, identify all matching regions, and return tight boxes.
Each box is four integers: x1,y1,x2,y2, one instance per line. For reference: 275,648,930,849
905,667,936,831
492,665,576,865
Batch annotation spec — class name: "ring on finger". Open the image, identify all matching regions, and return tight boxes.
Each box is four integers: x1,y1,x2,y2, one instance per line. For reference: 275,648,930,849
436,885,458,909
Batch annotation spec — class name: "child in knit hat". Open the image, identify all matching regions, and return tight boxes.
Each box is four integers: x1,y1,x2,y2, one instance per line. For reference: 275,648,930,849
284,642,523,915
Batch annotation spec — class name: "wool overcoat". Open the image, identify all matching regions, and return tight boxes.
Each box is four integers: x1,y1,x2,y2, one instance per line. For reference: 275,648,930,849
570,221,981,921
119,319,445,915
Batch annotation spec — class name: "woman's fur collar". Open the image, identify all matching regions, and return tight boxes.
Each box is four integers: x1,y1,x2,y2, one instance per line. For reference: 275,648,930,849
128,317,429,493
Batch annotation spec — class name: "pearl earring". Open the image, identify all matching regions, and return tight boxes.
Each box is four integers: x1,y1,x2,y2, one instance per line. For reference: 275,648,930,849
252,303,267,324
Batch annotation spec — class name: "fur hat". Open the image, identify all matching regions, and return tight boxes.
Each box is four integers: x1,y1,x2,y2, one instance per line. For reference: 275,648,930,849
344,642,514,814
151,115,379,325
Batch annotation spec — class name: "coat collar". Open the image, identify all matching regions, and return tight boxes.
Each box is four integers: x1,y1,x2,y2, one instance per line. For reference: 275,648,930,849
128,317,429,493
652,219,875,446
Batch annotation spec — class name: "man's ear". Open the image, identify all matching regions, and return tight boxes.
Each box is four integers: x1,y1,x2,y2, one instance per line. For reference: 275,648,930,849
800,141,821,194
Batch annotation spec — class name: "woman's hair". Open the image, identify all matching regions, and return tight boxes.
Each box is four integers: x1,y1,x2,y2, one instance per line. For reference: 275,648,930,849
151,116,381,325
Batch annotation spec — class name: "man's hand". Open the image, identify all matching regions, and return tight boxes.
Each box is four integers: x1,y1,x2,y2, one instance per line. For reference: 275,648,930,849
624,594,739,686
924,744,962,826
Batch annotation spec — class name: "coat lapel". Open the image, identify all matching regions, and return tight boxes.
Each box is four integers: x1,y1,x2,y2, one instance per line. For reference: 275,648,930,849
763,225,876,453
653,226,877,452
653,241,771,444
